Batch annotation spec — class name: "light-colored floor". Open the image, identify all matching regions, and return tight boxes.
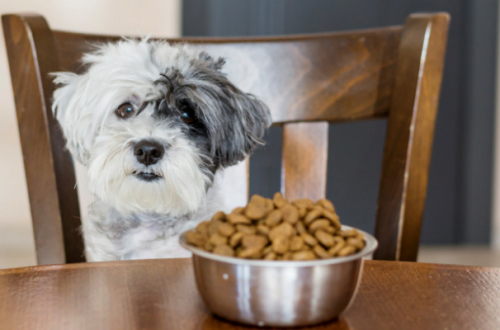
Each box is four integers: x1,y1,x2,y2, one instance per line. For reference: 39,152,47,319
418,246,500,267
0,225,37,269
1,224,500,269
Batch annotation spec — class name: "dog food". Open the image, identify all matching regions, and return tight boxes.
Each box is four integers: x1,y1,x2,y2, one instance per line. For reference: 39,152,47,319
184,193,365,260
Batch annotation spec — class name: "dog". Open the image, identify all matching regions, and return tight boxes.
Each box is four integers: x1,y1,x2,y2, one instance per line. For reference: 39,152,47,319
51,39,271,261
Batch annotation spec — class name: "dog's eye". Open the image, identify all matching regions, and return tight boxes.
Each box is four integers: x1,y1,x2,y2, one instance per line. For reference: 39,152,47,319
179,101,196,124
116,103,135,119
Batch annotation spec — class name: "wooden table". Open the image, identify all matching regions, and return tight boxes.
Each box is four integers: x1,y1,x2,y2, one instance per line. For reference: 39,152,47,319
1,259,499,330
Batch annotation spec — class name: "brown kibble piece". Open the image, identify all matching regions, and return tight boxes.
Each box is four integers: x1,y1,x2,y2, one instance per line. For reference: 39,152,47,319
300,245,312,251
283,251,294,260
282,204,299,224
262,245,273,255
354,231,365,240
273,192,287,208
338,245,356,257
302,233,318,246
347,238,365,250
313,245,330,259
328,239,346,256
204,241,214,252
272,235,289,254
209,233,227,246
333,236,345,245
213,245,235,256
229,232,244,247
185,231,206,247
265,199,275,213
236,225,257,235
298,207,307,218
326,226,336,234
308,219,330,233
208,221,221,236
218,222,235,237
231,207,245,214
289,236,304,251
295,221,307,234
292,250,316,261
269,222,295,241
257,224,270,236
245,195,272,220
211,211,226,222
227,213,252,225
238,246,263,259
195,221,210,236
315,230,335,248
292,198,314,208
323,209,341,229
242,235,268,250
339,229,358,238
317,199,335,212
304,207,323,225
264,252,277,260
265,209,283,227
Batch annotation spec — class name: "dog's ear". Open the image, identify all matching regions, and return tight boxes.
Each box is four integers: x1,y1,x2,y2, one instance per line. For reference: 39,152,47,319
212,86,272,167
191,54,272,167
51,72,93,165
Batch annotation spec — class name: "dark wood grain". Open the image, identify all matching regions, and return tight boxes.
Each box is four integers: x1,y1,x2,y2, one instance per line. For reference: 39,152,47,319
374,13,450,261
0,259,499,330
282,122,329,201
2,12,449,264
2,14,85,264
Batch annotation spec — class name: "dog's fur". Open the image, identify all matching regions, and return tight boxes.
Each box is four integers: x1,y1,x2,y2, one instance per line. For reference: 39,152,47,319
52,39,271,261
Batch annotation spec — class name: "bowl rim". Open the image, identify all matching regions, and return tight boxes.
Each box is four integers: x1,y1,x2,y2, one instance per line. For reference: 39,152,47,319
179,225,378,267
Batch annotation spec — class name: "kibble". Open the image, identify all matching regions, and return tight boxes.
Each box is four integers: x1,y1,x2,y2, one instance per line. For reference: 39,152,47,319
272,235,289,254
218,222,235,237
184,193,365,260
213,244,235,256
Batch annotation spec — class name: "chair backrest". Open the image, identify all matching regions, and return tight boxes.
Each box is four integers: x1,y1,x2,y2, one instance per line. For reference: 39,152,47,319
2,13,449,265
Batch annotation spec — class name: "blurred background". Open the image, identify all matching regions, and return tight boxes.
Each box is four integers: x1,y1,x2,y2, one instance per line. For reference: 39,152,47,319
1,0,499,268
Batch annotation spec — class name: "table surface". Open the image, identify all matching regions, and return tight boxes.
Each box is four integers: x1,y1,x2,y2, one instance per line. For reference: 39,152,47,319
1,259,499,330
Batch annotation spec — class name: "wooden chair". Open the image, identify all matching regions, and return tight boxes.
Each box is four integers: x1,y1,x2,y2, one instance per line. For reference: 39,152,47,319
2,13,449,265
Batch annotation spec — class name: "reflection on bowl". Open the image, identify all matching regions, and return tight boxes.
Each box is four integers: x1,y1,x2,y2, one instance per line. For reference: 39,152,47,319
180,225,377,328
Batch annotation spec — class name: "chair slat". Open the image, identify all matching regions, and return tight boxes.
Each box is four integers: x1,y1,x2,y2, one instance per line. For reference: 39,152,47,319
374,13,449,261
2,14,85,264
282,122,329,201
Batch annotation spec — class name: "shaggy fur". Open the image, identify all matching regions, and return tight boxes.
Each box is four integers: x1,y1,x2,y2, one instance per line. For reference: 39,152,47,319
52,39,271,261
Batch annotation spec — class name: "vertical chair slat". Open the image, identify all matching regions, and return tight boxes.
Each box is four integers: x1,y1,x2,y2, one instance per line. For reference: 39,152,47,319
282,122,329,201
2,14,84,264
374,13,450,261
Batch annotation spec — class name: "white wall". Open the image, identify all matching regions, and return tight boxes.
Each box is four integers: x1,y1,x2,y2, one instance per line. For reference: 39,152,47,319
0,0,181,268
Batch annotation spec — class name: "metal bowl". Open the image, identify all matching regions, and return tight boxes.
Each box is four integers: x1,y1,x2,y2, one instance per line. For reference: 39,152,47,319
179,226,377,328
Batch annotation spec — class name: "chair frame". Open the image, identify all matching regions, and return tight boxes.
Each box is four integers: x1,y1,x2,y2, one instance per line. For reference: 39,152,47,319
2,12,449,265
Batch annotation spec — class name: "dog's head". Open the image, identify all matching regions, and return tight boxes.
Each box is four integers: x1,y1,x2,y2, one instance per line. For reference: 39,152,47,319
52,39,271,216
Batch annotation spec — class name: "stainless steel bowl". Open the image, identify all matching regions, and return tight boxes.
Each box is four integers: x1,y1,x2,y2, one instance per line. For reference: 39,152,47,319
179,226,377,328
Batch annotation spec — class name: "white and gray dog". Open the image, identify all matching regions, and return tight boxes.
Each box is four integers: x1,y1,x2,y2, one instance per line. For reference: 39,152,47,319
51,39,271,261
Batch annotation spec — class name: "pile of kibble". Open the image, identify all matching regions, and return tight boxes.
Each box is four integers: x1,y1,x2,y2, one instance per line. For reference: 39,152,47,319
184,193,365,261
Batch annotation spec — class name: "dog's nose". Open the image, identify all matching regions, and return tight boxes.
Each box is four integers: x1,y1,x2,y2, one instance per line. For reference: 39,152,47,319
134,140,165,166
